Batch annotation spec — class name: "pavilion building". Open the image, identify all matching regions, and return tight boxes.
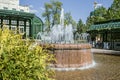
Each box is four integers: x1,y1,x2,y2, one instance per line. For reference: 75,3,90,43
0,0,43,38
88,19,120,50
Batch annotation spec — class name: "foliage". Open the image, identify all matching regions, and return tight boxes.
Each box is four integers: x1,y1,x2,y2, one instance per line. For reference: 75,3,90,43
64,12,73,25
64,12,77,27
42,3,52,32
42,0,77,32
86,6,107,30
51,0,62,26
86,0,120,30
42,0,62,31
105,0,120,20
0,27,54,80
76,19,86,33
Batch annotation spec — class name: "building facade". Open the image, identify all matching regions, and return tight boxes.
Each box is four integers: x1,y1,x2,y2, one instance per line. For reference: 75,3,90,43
0,0,43,38
88,20,120,50
0,0,29,12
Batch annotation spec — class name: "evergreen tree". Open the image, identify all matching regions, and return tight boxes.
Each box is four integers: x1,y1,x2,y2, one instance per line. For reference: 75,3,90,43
86,6,107,30
77,19,85,33
106,0,120,20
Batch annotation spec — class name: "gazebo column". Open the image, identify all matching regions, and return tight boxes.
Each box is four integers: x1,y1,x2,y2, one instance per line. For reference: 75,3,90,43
29,19,32,38
102,31,108,49
24,20,26,38
9,18,11,30
105,31,107,42
17,19,19,33
102,33,104,42
110,30,113,49
1,18,3,29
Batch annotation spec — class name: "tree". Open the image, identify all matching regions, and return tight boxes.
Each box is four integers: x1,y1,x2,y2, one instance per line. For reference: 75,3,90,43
93,6,107,22
86,0,120,31
42,0,62,31
51,0,62,26
64,12,77,27
86,6,107,30
86,16,95,30
42,3,52,32
106,0,120,20
64,12,72,25
77,19,85,33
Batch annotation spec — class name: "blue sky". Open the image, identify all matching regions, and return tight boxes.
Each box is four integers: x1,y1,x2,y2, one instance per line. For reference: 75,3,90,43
20,0,113,23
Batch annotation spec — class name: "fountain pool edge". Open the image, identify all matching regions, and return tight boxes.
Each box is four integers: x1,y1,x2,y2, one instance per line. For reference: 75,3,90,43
51,61,96,71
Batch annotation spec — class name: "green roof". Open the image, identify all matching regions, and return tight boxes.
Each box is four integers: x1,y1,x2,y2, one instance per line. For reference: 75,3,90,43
33,16,43,25
88,22,120,31
0,9,34,19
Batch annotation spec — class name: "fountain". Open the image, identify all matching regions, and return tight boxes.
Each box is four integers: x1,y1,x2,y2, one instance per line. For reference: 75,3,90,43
36,8,94,70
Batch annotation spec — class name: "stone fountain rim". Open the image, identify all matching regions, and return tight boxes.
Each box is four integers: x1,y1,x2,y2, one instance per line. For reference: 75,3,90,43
39,43,91,50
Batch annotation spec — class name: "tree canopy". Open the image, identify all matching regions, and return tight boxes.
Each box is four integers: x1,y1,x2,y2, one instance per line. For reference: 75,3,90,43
86,0,120,30
42,0,76,32
106,0,120,20
42,0,62,31
86,6,107,29
77,19,86,33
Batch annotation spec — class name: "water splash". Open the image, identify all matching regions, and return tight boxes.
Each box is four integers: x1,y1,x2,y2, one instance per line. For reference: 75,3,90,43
51,61,96,71
36,8,74,43
60,8,64,26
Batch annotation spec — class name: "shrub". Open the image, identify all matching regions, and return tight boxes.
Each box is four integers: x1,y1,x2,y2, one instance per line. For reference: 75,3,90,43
0,28,54,80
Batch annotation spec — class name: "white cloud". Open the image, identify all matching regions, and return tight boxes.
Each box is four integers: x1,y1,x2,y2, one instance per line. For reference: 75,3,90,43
29,5,38,13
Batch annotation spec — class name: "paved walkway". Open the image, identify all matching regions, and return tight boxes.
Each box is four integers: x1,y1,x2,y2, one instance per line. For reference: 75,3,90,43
91,48,120,55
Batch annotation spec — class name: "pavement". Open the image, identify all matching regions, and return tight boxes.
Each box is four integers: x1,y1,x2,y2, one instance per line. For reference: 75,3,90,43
91,48,120,55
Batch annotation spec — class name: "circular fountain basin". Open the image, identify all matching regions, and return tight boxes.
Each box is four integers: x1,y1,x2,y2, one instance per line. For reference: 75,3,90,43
41,43,93,68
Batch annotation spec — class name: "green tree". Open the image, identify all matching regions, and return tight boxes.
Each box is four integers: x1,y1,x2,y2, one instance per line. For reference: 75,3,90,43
106,0,120,20
77,19,86,33
93,6,107,22
64,12,77,27
51,0,62,26
42,0,62,31
86,16,94,29
0,27,54,80
86,6,107,30
64,12,72,25
42,3,52,32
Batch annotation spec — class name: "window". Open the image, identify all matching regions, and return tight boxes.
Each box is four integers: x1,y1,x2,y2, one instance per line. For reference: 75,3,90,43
11,26,17,33
19,26,24,33
3,19,9,24
12,8,16,11
26,21,29,26
3,7,8,10
26,26,29,37
19,21,24,25
11,20,17,25
20,9,24,12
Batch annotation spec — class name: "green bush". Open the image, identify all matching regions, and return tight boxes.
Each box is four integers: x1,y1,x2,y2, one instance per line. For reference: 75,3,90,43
0,28,54,80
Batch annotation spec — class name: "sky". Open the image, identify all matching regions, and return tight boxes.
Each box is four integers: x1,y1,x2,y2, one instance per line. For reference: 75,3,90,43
20,0,113,23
